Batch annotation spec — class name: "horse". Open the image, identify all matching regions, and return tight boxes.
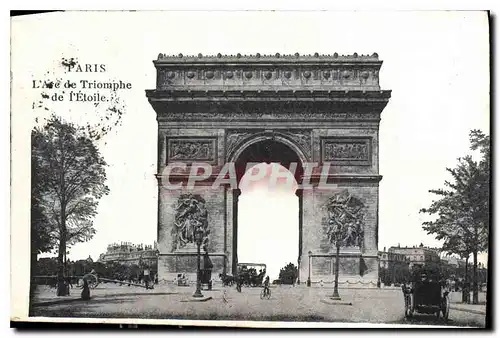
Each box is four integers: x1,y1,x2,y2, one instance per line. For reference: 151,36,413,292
219,273,235,286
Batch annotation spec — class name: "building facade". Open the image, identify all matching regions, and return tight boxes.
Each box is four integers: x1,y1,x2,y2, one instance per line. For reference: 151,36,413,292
98,242,159,267
389,243,440,270
378,247,408,269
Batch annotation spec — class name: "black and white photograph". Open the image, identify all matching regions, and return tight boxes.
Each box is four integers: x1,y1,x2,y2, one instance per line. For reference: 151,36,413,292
9,10,491,328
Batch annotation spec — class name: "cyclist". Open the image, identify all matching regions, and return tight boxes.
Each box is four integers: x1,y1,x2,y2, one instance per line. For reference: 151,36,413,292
263,276,270,297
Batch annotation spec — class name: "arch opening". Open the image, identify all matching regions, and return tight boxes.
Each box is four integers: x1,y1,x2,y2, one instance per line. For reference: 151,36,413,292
232,139,304,282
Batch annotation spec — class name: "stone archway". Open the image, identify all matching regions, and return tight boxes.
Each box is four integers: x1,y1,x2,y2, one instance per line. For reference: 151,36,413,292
146,53,391,286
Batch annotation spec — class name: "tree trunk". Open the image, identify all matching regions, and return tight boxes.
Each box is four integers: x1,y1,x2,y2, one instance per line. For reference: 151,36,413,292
332,245,341,299
29,251,37,308
56,237,66,296
472,251,479,304
462,256,469,304
56,225,68,296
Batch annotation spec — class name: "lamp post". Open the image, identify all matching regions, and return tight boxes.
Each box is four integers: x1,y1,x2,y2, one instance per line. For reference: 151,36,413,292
331,244,341,300
307,250,312,287
193,227,204,298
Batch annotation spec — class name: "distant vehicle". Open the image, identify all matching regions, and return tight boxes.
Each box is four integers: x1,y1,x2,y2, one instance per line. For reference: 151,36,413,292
237,263,266,287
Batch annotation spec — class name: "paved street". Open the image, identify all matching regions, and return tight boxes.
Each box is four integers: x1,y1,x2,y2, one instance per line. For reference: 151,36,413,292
30,284,486,327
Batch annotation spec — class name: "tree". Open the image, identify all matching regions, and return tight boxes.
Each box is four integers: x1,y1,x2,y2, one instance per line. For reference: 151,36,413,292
420,130,489,304
279,263,298,285
325,189,366,300
32,115,109,296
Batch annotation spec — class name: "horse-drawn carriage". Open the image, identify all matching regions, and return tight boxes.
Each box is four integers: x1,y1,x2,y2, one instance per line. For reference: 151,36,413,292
237,263,266,287
402,268,450,320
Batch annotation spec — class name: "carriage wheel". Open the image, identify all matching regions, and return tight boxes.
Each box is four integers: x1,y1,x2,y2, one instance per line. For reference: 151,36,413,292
260,288,271,300
442,295,450,321
83,274,99,289
408,294,415,317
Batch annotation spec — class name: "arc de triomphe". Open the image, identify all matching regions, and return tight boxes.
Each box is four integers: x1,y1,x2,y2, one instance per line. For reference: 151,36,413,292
146,53,391,285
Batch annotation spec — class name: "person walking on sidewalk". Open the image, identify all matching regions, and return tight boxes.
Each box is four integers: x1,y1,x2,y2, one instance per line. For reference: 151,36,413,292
81,279,91,300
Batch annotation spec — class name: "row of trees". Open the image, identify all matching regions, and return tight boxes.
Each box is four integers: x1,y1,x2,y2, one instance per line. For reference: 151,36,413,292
379,264,410,285
379,261,488,287
420,130,489,304
31,115,110,296
35,258,158,284
278,262,298,284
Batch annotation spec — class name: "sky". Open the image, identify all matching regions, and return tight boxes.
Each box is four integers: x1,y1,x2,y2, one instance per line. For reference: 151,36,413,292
11,11,490,273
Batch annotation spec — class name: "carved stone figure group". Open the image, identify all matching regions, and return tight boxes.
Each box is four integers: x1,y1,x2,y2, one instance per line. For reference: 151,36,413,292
325,189,365,248
172,194,210,250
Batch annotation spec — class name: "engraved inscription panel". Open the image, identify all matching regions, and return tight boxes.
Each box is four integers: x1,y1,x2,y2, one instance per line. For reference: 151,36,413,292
321,137,371,165
167,138,216,163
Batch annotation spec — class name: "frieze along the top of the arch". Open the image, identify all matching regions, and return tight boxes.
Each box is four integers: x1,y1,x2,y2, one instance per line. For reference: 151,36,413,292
150,100,388,117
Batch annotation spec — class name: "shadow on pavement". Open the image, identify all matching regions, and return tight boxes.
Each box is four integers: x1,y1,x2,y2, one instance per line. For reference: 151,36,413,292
31,292,179,308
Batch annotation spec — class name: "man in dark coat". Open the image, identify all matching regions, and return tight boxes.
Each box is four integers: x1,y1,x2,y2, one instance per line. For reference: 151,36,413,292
202,246,213,285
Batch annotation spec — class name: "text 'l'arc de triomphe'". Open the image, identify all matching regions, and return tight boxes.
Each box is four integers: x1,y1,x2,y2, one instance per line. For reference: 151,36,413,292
146,53,391,286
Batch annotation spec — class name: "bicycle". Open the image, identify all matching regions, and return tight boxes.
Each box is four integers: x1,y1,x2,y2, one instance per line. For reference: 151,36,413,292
260,286,271,299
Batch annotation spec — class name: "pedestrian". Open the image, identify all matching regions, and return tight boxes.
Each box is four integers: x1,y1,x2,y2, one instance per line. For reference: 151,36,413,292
222,289,228,303
81,279,91,300
144,267,150,290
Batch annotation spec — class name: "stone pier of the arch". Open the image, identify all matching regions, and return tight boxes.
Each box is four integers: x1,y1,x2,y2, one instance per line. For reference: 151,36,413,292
146,53,391,286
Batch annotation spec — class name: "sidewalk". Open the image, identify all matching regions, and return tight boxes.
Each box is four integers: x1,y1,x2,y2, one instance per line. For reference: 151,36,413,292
450,303,486,315
448,291,487,315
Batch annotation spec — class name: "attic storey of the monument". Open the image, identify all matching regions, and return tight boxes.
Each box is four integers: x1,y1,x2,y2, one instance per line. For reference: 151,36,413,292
146,53,391,285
